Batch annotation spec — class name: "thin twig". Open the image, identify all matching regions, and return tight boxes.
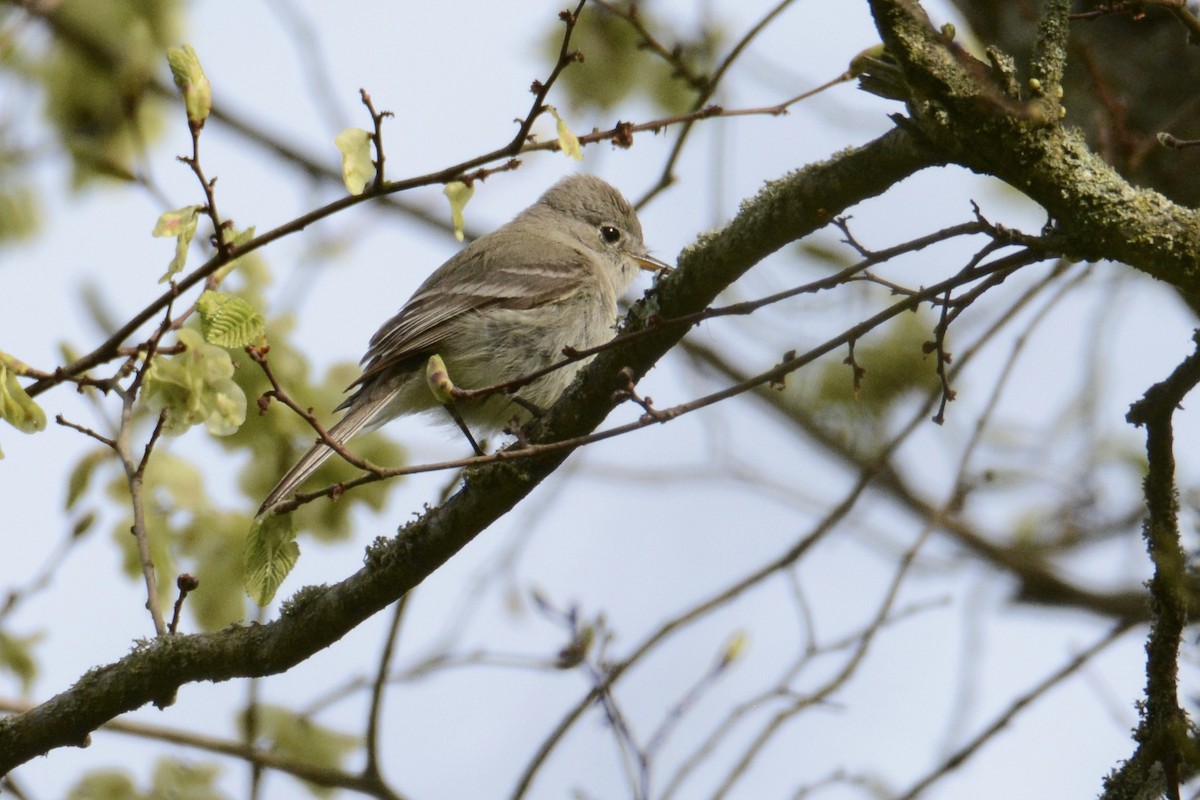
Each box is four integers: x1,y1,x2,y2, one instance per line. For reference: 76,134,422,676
359,89,393,190
363,596,407,785
639,0,801,206
167,573,199,635
591,0,710,90
178,120,231,260
897,622,1134,800
0,696,406,799
248,344,387,477
53,415,115,449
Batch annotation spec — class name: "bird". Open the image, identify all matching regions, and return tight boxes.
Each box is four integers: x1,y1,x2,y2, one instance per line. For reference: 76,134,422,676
258,174,669,514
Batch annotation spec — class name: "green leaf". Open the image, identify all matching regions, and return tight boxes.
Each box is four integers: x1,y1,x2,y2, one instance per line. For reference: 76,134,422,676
166,45,212,127
547,105,583,161
0,630,41,695
545,7,719,115
66,449,110,510
67,769,145,800
150,758,227,800
442,181,474,242
242,705,360,796
178,511,249,631
0,362,47,434
244,513,299,606
196,291,266,348
334,127,374,195
0,186,40,242
42,1,178,188
141,328,247,436
0,351,35,376
152,205,200,238
152,205,200,283
71,510,97,539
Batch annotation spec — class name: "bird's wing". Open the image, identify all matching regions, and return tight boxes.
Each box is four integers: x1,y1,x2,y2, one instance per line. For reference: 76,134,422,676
348,232,596,391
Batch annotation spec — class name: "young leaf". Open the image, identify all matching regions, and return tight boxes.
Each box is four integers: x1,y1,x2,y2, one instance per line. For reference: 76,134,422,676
196,291,266,348
442,181,474,242
166,44,212,128
424,353,456,404
152,205,200,283
334,128,374,195
0,630,41,695
547,105,584,160
149,758,225,800
0,362,47,434
244,512,299,606
66,769,145,800
243,705,360,795
141,328,247,436
0,350,33,375
66,449,110,510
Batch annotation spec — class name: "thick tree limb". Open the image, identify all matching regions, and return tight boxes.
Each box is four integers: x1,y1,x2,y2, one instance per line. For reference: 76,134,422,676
867,0,1200,297
0,126,941,774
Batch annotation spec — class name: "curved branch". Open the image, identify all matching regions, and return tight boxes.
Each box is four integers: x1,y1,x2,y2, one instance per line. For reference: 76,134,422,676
1108,331,1200,799
0,125,940,774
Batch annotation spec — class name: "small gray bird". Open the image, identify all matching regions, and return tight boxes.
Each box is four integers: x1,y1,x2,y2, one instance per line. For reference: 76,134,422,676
259,174,668,514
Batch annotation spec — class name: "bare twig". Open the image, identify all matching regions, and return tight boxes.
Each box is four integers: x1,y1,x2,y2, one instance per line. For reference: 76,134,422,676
898,623,1134,800
639,0,801,206
0,696,405,799
120,408,169,637
53,415,116,449
363,596,407,786
928,288,957,425
178,121,232,261
248,344,387,478
508,440,888,798
359,89,393,190
167,574,199,635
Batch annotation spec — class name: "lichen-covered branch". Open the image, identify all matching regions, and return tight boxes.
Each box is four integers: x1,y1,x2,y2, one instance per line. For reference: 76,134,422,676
866,0,1200,296
1106,332,1200,800
0,125,941,773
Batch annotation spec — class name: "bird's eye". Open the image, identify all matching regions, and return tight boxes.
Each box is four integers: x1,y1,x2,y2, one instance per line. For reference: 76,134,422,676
599,225,621,244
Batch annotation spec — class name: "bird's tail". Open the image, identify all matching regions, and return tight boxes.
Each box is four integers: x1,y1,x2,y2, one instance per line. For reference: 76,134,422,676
257,390,395,516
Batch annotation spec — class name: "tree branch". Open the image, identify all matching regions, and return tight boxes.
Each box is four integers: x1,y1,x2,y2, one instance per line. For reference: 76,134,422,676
866,0,1200,296
1106,331,1200,800
0,125,940,773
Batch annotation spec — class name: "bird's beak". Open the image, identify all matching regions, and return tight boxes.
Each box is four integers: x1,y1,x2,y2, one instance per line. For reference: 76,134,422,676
634,253,674,274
